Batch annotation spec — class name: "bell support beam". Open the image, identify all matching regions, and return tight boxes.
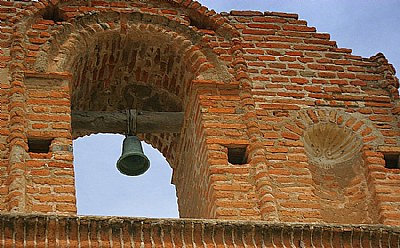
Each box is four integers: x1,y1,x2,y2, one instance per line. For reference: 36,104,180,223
71,110,184,137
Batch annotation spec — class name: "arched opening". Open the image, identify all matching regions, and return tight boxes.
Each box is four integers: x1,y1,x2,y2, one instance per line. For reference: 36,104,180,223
73,133,178,217
41,9,232,218
48,18,211,217
62,26,189,217
60,22,210,165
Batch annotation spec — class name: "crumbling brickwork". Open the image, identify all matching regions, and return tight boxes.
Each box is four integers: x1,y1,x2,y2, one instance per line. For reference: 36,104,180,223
0,1,399,244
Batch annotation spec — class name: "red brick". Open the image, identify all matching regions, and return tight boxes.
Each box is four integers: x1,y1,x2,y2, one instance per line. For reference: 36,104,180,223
248,23,281,30
231,10,263,16
281,132,300,140
252,16,287,23
242,29,276,35
293,45,328,51
0,2,398,232
282,24,316,32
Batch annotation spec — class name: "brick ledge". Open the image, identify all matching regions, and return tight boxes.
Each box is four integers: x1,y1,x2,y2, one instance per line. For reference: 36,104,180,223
0,213,399,247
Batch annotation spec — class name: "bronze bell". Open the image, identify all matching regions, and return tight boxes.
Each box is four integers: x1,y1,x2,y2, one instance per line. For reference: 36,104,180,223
116,135,150,176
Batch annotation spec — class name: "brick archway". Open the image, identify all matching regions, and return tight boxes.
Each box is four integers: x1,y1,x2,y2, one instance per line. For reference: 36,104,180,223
5,0,243,217
45,13,235,219
51,13,232,165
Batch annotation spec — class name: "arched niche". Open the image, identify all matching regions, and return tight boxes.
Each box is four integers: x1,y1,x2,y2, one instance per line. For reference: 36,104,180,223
297,109,383,224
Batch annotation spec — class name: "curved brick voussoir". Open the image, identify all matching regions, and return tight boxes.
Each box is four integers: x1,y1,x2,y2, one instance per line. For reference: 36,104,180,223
10,0,237,39
44,11,224,69
295,108,384,148
31,11,232,115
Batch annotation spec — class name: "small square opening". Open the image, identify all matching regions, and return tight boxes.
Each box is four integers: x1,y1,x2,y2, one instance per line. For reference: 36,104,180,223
28,138,53,153
228,146,247,165
384,154,400,169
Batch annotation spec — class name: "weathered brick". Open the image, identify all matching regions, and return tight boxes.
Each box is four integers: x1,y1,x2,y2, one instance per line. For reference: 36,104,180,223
0,0,398,237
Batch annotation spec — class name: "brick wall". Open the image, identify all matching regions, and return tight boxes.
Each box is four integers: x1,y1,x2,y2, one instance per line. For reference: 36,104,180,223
0,0,399,229
224,10,400,225
24,72,76,214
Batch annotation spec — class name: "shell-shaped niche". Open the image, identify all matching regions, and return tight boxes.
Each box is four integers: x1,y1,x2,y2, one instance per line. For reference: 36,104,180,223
303,122,363,169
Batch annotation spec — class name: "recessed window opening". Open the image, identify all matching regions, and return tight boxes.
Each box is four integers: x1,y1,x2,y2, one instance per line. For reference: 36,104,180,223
28,138,53,153
228,146,248,165
42,5,65,22
73,133,179,218
384,153,400,169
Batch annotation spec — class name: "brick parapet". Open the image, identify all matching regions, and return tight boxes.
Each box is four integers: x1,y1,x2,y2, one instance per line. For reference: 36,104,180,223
1,213,400,247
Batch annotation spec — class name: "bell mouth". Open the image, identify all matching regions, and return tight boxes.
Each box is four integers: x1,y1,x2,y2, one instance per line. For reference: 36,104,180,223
116,135,150,176
117,154,150,176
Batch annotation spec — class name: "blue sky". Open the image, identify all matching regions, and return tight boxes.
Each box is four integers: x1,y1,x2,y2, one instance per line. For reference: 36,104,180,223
73,1,400,218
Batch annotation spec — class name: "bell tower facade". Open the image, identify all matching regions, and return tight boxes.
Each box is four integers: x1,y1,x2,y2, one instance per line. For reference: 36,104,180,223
0,0,399,246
